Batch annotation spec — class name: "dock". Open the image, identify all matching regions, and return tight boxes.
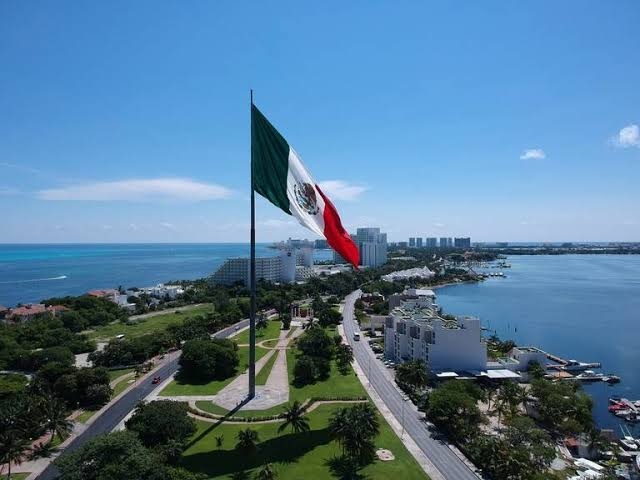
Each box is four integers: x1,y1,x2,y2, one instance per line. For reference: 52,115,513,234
529,347,601,370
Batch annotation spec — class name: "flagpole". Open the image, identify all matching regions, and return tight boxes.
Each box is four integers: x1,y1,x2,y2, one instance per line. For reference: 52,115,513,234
249,89,256,400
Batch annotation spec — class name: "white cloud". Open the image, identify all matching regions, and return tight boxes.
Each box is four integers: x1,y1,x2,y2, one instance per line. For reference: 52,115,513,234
433,223,445,228
611,124,640,148
37,178,233,201
159,222,177,231
519,149,546,160
318,180,367,200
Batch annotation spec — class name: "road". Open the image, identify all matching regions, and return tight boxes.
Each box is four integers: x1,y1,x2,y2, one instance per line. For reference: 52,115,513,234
35,318,250,480
342,290,479,480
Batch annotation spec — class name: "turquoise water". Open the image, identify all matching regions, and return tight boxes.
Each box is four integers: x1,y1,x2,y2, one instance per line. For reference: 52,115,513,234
436,254,640,433
0,243,333,306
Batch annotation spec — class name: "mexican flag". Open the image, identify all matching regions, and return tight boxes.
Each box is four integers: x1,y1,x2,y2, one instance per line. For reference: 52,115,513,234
251,104,360,268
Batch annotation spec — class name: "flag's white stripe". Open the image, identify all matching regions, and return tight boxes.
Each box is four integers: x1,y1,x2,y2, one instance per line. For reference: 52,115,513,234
286,147,325,237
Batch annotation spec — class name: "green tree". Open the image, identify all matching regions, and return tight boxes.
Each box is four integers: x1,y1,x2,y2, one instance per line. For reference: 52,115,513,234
235,428,260,454
329,403,380,466
42,396,73,445
395,360,428,393
277,401,310,434
296,326,334,359
125,400,196,449
55,430,167,480
425,381,485,441
293,355,317,386
0,429,31,480
179,338,239,381
335,344,354,375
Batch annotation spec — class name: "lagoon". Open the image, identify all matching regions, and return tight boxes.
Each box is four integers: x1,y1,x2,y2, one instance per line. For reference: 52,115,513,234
436,254,640,433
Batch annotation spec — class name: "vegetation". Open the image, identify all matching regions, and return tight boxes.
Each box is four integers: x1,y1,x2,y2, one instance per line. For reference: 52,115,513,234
180,404,426,479
423,381,486,441
395,359,429,394
329,403,380,466
126,400,197,455
54,430,203,480
178,339,239,382
277,401,309,434
529,378,594,435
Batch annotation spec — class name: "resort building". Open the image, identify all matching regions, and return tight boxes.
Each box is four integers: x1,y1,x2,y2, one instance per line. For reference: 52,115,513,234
426,237,438,248
415,237,423,248
4,303,68,324
384,290,487,372
211,238,317,285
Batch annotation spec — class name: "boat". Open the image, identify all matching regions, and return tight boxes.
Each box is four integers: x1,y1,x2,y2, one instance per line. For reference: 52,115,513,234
602,374,621,384
636,454,640,473
573,370,604,381
562,360,601,372
619,436,638,450
610,395,622,404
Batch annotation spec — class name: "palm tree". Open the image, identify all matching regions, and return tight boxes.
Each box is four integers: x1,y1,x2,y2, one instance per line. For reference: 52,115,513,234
351,403,379,439
235,428,259,453
215,435,224,449
42,396,73,445
277,401,310,434
254,463,277,480
0,430,31,479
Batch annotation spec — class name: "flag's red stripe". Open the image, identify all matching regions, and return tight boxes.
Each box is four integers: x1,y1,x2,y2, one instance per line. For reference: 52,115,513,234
315,185,360,269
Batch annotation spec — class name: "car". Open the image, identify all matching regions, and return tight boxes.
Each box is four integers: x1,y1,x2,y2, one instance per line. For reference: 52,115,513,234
151,376,161,384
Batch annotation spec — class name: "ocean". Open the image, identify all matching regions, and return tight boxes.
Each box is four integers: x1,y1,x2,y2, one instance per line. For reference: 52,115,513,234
0,243,333,306
436,254,640,433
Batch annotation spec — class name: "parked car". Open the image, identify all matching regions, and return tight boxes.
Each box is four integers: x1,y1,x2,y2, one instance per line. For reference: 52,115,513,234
151,376,161,384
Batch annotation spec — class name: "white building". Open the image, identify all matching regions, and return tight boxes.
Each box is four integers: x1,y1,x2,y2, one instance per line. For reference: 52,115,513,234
211,239,318,286
384,290,487,372
144,284,185,300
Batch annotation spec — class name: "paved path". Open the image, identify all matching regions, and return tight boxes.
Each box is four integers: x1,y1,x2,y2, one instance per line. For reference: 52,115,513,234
34,318,250,480
342,290,481,480
202,327,302,411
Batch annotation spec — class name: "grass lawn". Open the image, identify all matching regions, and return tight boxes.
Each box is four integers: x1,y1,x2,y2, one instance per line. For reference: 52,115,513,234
255,351,279,385
86,304,214,340
194,350,365,418
76,408,97,424
1,473,29,480
180,404,428,479
286,349,366,403
234,319,282,344
261,338,280,349
107,368,134,382
113,376,135,397
159,347,268,397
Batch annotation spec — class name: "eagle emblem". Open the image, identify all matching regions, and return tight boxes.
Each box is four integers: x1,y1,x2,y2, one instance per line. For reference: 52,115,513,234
294,182,320,215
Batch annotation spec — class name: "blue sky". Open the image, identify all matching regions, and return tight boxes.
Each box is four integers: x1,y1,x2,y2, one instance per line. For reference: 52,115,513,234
1,1,639,243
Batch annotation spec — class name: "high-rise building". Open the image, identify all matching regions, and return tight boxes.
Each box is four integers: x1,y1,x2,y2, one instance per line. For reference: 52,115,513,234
355,227,388,267
439,237,453,248
454,237,471,248
409,237,416,247
398,241,408,248
426,237,437,248
416,237,423,248
314,239,329,249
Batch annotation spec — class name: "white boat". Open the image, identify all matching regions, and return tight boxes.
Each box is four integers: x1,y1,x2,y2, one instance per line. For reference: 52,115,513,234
602,374,621,384
574,370,603,381
619,437,638,450
563,360,597,372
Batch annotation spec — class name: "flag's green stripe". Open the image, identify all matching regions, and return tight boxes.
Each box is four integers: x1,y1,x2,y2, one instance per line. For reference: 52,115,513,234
251,105,291,215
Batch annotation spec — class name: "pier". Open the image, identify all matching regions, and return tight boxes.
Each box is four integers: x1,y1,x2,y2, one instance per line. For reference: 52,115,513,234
529,347,601,370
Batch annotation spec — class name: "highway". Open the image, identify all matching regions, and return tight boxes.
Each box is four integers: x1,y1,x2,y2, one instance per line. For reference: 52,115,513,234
36,318,250,480
342,290,479,480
